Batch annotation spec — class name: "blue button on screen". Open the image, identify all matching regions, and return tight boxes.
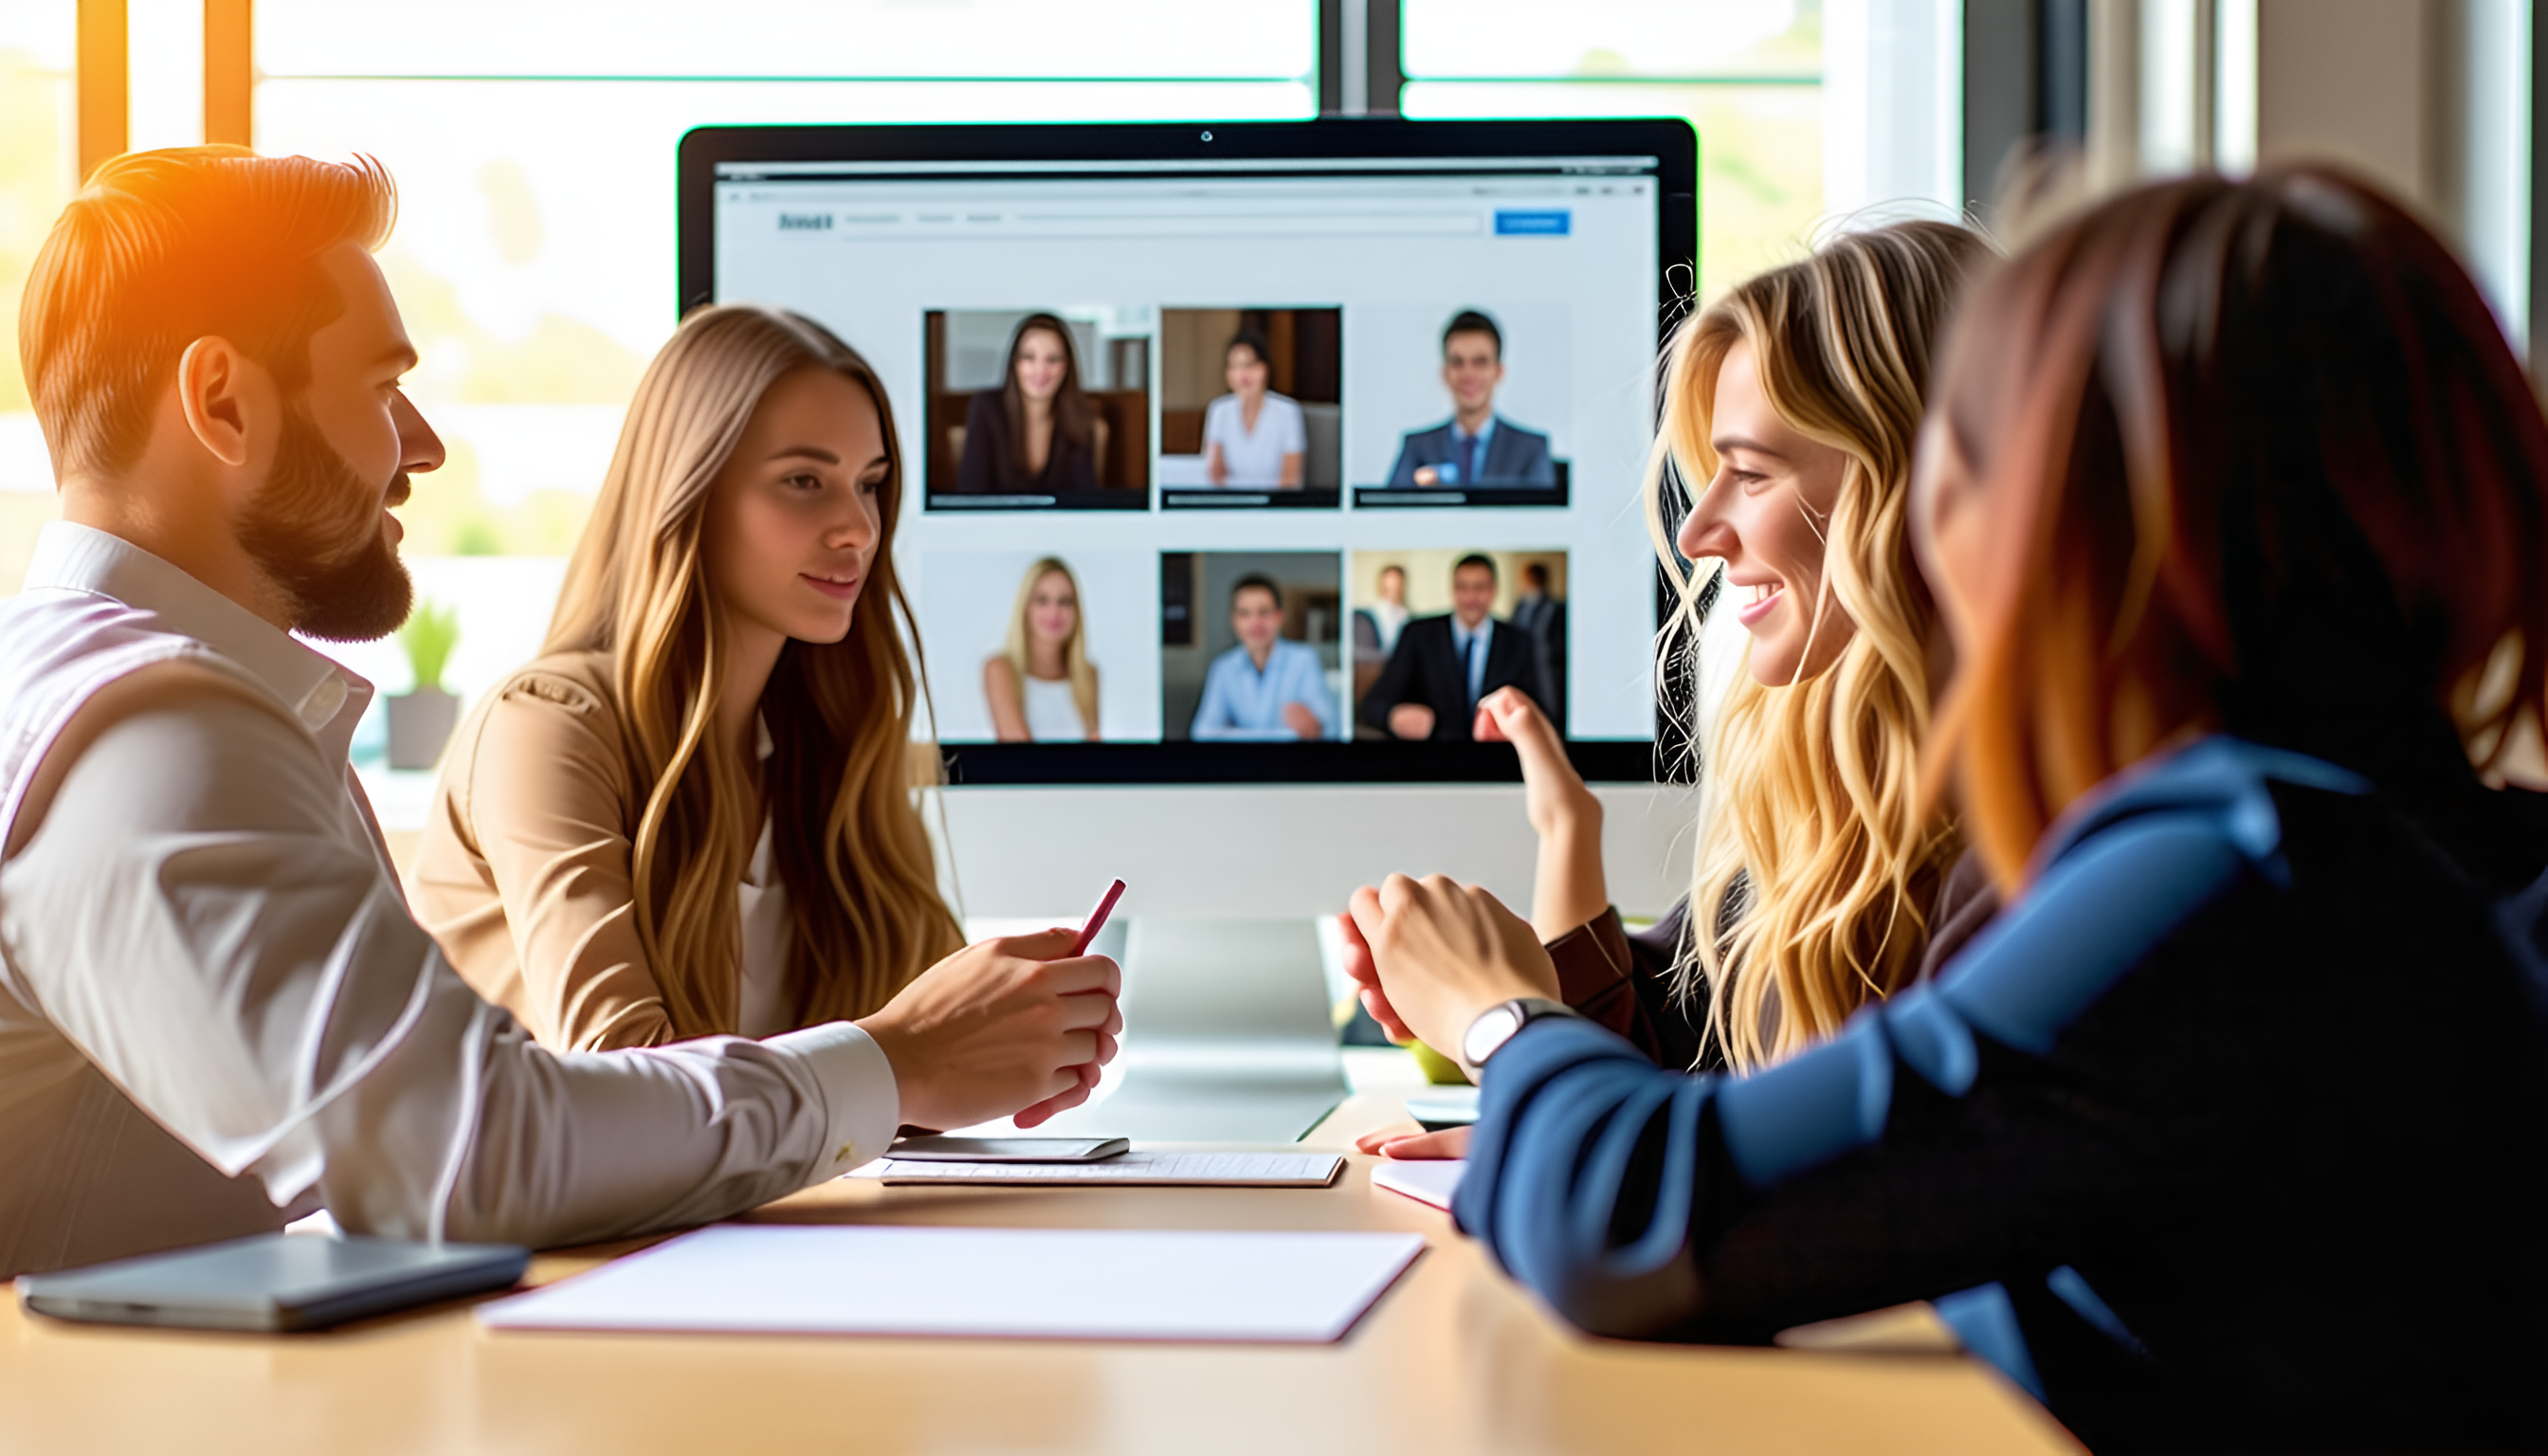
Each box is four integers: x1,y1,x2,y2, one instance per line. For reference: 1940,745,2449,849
1493,209,1572,236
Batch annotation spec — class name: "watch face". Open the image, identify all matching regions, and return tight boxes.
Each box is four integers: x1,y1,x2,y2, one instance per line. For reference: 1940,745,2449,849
1463,1003,1523,1067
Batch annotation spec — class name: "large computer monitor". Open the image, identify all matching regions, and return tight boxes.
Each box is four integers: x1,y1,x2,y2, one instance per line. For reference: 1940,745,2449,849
681,120,1701,1137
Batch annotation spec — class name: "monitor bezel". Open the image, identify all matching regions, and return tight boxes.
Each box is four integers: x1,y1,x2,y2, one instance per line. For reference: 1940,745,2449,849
678,118,1697,786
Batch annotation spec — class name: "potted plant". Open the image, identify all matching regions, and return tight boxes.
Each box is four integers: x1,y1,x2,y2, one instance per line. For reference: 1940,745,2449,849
387,600,461,770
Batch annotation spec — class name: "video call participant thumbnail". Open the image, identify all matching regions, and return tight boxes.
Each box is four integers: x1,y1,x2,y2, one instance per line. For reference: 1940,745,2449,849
956,313,1100,496
985,556,1101,742
1204,329,1306,488
1191,574,1338,740
1358,554,1549,740
1386,310,1556,488
924,309,1147,510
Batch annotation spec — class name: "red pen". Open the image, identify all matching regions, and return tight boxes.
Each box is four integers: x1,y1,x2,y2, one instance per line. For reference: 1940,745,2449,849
1067,878,1127,956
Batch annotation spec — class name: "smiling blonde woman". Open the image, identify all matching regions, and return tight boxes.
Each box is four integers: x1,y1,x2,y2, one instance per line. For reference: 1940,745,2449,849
1353,223,1997,1159
985,556,1101,741
408,305,1119,1132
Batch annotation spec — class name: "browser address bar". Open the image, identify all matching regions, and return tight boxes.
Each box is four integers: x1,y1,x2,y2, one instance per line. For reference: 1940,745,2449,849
826,211,1486,239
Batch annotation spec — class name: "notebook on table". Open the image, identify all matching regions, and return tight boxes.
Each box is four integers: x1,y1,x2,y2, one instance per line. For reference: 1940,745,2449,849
479,1224,1423,1343
863,1150,1343,1188
1369,1158,1465,1211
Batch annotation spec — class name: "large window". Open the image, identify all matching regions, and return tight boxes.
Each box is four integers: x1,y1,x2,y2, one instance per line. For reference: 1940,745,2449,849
241,1,1319,785
255,0,1318,568
0,2,1898,796
1400,0,1824,306
0,6,75,597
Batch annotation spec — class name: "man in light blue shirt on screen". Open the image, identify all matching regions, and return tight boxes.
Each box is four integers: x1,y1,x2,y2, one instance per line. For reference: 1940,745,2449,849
1190,574,1338,741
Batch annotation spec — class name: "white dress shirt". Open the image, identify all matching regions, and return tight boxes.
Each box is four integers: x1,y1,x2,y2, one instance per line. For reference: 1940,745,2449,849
1366,598,1410,658
0,523,899,1278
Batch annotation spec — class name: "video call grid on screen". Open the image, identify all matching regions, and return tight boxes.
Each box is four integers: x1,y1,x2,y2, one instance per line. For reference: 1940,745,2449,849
682,121,1696,783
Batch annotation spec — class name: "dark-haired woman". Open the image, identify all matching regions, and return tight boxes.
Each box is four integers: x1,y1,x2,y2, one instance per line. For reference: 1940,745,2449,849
1203,328,1305,487
955,313,1099,495
1347,169,2548,1451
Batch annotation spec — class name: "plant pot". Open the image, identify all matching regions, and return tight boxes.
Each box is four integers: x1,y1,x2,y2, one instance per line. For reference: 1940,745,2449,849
386,688,460,771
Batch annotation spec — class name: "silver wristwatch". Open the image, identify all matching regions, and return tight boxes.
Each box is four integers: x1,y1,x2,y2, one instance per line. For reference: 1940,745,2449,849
1460,997,1581,1071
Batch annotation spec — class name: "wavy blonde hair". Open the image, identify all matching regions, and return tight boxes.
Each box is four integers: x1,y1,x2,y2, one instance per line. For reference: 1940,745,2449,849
1645,221,1993,1071
546,303,962,1036
999,557,1100,737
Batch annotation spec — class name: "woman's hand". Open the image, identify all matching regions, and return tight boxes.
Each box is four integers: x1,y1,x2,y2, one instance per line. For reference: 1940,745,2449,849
1472,686,1608,940
857,928,1121,1133
1472,687,1598,839
1337,909,1412,1043
1347,874,1558,1061
1355,1124,1472,1160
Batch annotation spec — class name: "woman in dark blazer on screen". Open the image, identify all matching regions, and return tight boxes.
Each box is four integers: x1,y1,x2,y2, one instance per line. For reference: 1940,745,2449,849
955,313,1099,496
1349,170,2548,1452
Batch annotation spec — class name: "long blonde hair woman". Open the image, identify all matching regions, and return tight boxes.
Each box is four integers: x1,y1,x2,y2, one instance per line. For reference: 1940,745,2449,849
985,556,1101,741
1660,219,1992,1067
413,307,1119,1117
1352,222,1993,1159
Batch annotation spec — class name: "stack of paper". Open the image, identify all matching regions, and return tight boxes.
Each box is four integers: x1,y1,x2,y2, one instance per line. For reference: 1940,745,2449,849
873,1151,1342,1187
479,1224,1424,1343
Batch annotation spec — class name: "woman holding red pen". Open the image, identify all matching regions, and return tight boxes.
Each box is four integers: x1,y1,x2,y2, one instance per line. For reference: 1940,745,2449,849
410,305,1118,1132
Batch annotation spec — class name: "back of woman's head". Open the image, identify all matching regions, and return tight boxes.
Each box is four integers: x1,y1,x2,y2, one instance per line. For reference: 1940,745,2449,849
1926,168,2548,889
1650,219,1995,1071
549,303,959,1034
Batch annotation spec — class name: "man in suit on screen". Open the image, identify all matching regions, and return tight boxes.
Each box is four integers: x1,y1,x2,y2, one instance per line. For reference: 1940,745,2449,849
1357,555,1547,740
1384,311,1556,489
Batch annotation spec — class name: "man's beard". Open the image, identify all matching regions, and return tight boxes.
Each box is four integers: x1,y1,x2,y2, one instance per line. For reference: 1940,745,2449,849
237,405,414,643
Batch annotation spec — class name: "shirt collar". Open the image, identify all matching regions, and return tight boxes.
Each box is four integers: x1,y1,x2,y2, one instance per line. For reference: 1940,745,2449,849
1453,415,1498,447
23,521,374,755
1451,614,1492,647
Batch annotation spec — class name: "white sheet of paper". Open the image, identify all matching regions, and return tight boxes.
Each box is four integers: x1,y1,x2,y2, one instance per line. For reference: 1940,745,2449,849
1370,1158,1465,1211
872,1151,1342,1187
478,1225,1425,1343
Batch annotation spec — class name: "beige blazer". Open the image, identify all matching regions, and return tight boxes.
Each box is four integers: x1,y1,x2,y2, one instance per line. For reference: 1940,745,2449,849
410,650,694,1051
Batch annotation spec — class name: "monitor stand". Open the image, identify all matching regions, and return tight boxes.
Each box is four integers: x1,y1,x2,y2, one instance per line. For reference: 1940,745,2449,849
1028,916,1349,1143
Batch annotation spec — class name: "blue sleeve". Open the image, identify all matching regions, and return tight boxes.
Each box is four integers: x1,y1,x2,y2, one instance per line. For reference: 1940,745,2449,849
1288,647,1338,738
1387,432,1424,487
1189,657,1238,740
1451,794,2271,1339
1520,429,1556,485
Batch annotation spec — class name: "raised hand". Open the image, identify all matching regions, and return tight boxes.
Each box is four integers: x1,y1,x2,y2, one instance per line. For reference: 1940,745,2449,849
1473,685,1609,939
1472,687,1597,839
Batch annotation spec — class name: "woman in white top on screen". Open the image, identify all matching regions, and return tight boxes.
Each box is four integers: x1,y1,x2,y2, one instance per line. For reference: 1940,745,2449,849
985,556,1101,741
1202,328,1305,488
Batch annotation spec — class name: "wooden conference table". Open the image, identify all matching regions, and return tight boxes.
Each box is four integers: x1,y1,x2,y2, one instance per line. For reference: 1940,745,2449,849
0,1094,2078,1455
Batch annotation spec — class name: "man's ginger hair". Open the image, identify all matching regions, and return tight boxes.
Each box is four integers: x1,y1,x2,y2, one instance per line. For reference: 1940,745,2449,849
18,147,395,481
